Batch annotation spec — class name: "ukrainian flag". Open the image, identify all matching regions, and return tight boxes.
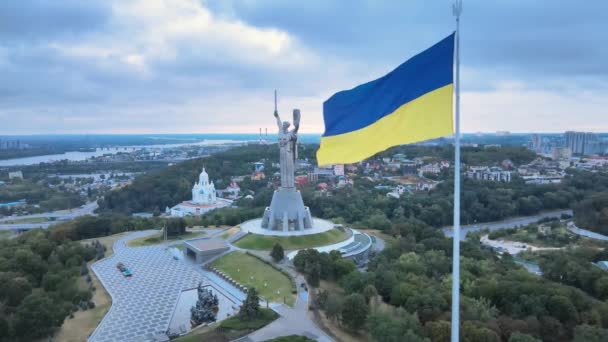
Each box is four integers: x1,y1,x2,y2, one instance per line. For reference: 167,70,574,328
317,33,455,165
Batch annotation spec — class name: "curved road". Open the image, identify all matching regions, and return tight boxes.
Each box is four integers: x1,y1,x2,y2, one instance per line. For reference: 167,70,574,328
443,209,572,240
0,201,98,231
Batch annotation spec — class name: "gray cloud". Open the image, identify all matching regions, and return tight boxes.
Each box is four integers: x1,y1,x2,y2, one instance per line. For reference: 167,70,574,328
0,0,606,134
209,0,608,85
0,1,110,41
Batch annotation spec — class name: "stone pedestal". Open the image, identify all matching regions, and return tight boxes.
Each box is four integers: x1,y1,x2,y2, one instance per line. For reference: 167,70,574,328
261,187,312,231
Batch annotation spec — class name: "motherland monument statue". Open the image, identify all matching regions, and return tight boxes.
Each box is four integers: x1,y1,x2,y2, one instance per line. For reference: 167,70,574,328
261,91,313,231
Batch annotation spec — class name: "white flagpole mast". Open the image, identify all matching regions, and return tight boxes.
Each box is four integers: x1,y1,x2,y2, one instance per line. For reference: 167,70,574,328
451,1,462,342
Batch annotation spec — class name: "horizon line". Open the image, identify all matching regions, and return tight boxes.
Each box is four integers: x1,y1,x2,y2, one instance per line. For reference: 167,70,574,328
1,131,608,137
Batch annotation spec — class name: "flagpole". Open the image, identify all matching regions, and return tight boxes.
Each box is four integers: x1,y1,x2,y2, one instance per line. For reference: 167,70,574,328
451,1,462,342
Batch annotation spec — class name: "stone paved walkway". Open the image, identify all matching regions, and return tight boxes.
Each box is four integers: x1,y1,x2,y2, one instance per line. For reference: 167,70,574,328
89,230,242,342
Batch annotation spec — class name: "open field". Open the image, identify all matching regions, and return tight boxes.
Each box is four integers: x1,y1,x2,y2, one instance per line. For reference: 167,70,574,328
53,262,112,342
234,228,348,250
212,252,295,306
127,230,205,247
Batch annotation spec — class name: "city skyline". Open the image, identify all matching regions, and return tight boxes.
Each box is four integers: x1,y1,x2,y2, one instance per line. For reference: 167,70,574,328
0,0,607,135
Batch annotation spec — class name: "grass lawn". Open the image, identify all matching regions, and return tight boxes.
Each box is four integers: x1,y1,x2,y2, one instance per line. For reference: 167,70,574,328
212,252,295,306
234,228,348,250
127,230,205,247
174,308,278,342
220,226,240,240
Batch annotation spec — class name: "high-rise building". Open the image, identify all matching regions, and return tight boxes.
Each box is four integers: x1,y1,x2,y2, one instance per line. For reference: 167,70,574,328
564,131,599,155
0,139,23,150
531,134,542,152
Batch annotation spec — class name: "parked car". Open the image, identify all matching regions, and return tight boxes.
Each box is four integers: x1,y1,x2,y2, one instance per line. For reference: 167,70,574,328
116,262,132,277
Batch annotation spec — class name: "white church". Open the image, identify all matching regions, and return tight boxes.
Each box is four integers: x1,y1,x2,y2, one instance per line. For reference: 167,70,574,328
168,168,232,217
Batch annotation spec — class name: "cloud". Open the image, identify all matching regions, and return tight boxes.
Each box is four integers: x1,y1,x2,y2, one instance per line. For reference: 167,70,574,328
0,1,110,41
0,0,606,134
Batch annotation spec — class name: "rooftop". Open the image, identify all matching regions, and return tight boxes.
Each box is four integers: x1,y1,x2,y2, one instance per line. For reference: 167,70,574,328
184,237,228,252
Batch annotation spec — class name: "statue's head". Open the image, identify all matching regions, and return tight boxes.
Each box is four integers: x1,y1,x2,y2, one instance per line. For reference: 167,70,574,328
282,121,290,131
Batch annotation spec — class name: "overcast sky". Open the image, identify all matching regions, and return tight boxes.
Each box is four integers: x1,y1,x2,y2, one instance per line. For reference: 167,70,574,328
0,0,606,135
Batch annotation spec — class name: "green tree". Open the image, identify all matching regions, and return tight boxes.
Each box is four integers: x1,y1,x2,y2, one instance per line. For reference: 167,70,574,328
324,294,343,322
341,293,369,331
240,287,261,320
462,321,500,342
1,277,32,307
368,309,426,342
573,324,608,342
547,295,578,323
426,320,450,342
573,192,608,235
363,284,378,303
593,276,608,300
508,332,541,342
462,297,498,322
166,218,187,236
270,243,284,262
0,314,9,342
13,292,59,340
305,261,321,287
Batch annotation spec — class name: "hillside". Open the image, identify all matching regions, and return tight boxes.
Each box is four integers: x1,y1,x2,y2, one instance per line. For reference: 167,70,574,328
97,144,317,214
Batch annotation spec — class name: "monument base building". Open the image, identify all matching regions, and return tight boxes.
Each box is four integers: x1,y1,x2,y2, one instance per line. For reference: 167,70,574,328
261,187,313,231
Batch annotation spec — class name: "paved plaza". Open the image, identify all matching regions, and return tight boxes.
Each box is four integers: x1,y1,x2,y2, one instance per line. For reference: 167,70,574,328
240,218,335,236
89,230,242,342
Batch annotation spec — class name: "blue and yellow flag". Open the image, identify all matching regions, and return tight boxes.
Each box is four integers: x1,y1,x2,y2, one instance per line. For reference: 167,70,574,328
317,33,455,165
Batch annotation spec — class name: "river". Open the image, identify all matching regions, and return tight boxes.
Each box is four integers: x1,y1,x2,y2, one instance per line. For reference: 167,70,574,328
0,139,245,167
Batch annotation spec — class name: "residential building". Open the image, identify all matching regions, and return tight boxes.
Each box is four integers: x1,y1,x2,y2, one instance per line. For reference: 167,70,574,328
418,163,441,177
521,174,563,184
8,171,23,179
552,147,572,160
333,164,345,176
466,167,512,182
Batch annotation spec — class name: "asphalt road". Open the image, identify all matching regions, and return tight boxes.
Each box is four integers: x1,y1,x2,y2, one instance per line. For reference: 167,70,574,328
442,209,573,240
0,201,98,231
